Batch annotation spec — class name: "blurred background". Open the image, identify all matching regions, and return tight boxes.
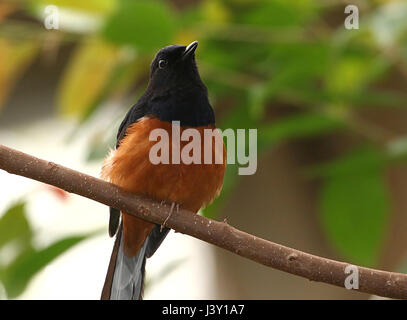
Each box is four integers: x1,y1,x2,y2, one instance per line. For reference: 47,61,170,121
0,0,407,299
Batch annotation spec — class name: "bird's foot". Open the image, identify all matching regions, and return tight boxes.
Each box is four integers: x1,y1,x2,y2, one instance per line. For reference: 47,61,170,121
161,202,179,231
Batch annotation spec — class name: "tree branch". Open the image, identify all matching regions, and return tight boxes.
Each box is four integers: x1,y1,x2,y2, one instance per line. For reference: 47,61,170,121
0,144,406,299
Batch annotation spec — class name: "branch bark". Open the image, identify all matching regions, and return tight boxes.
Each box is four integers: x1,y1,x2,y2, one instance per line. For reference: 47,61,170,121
0,144,406,299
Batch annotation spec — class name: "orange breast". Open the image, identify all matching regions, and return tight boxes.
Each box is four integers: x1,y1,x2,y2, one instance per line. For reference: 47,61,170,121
102,117,226,256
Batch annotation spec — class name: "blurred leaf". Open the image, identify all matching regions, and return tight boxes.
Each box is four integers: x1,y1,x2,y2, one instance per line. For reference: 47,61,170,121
203,103,256,218
145,257,186,290
0,38,39,109
0,202,32,250
87,143,109,161
0,2,16,20
86,130,116,161
387,136,407,161
239,0,317,27
202,0,231,25
77,60,132,123
202,162,239,219
65,54,151,143
103,0,177,52
309,147,386,179
320,171,389,267
326,55,388,99
347,89,407,109
57,37,119,117
258,113,344,150
263,42,330,100
1,234,89,298
219,103,257,130
248,84,267,120
173,29,201,49
205,110,344,218
399,255,407,274
29,0,117,14
368,1,407,47
205,112,344,218
200,46,241,75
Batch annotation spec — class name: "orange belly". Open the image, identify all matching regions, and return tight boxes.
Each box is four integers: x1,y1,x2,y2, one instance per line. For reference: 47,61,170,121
102,117,226,256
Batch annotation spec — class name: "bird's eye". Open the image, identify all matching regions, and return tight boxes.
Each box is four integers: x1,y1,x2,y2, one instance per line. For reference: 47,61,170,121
158,59,167,69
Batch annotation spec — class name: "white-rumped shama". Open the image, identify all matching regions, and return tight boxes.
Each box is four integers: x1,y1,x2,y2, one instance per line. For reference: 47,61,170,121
100,41,226,300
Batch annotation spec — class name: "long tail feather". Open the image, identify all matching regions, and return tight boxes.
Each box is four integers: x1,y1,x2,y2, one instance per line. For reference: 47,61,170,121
101,224,170,300
111,232,148,300
101,224,147,300
101,225,122,300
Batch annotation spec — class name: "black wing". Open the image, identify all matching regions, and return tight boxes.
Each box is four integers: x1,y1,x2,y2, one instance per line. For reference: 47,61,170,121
109,100,147,236
108,101,170,257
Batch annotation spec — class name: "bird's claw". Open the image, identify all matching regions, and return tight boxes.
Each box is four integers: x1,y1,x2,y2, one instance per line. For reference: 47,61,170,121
161,202,179,231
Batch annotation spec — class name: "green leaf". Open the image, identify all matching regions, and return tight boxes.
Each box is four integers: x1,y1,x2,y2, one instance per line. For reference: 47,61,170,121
320,171,389,267
239,0,317,27
204,112,343,219
0,202,32,249
258,113,343,150
309,147,387,179
103,0,177,52
326,55,389,98
1,235,89,298
248,84,267,120
261,42,330,100
219,103,257,130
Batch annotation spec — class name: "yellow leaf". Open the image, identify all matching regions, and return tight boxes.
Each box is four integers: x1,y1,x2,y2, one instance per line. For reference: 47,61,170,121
173,30,200,47
57,38,119,117
110,54,151,99
202,0,231,25
32,0,116,15
0,39,39,109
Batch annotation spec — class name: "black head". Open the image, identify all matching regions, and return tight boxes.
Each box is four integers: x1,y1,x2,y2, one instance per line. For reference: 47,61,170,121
148,41,203,91
144,41,215,127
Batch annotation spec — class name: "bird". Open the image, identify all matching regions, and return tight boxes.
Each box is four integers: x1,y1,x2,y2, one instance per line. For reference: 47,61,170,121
100,41,226,300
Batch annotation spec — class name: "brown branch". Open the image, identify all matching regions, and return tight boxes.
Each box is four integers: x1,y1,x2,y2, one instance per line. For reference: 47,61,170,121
0,144,406,299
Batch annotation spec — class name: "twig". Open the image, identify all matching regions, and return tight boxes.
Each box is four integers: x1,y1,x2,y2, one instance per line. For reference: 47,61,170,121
0,144,406,299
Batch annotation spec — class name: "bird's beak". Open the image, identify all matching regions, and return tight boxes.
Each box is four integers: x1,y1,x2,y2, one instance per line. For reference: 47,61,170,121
183,41,198,60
